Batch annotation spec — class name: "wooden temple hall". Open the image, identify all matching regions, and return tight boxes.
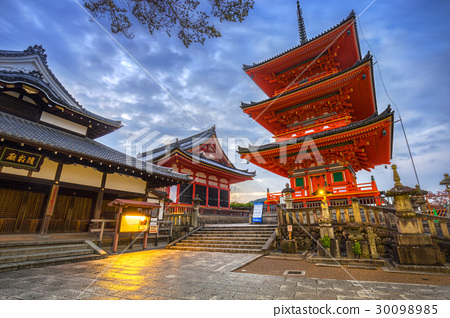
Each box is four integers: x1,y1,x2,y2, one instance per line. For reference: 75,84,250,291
139,126,255,211
238,2,394,205
0,45,191,234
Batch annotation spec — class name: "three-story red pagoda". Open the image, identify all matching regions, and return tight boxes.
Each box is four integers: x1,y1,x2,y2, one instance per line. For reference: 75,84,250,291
238,2,394,205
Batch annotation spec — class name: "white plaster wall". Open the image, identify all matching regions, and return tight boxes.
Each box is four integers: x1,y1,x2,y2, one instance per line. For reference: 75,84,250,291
105,172,146,194
60,164,103,187
31,158,58,180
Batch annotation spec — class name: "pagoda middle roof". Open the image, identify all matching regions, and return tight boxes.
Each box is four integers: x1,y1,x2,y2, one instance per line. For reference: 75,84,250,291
238,106,393,154
243,10,358,71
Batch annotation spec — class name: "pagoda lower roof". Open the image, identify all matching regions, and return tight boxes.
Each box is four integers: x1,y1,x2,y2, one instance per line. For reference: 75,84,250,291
155,147,255,181
0,110,191,183
238,106,393,154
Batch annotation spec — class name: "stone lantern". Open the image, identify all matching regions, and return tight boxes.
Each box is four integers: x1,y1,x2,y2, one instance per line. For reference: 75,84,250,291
281,183,295,209
191,194,202,228
386,165,442,265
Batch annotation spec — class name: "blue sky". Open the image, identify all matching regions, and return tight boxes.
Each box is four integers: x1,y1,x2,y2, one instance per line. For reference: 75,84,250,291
1,0,449,202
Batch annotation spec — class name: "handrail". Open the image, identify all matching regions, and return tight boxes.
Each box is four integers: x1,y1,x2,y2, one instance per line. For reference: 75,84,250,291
261,231,277,255
166,226,204,248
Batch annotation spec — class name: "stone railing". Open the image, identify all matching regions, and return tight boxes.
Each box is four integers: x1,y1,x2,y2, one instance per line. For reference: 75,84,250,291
163,213,192,227
278,200,396,229
417,212,450,240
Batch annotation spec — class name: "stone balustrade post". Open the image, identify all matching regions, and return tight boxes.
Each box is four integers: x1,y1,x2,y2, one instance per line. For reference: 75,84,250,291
386,165,442,266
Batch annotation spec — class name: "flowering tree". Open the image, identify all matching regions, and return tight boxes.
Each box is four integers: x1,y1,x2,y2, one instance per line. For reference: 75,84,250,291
427,189,449,210
83,0,254,47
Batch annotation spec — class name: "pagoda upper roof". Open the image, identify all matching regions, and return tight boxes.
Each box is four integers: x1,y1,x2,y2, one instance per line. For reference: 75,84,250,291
0,45,122,137
238,106,393,154
241,52,372,109
243,10,358,71
243,10,361,97
0,110,191,184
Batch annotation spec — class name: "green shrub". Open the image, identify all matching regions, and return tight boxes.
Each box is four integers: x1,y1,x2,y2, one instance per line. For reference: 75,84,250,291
352,241,362,256
320,234,331,248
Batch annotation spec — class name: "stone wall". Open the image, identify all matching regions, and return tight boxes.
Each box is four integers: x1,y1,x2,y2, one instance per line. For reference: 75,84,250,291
277,224,396,257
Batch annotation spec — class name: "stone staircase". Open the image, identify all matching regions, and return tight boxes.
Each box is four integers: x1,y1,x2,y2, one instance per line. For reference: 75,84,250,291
0,240,107,272
167,225,277,253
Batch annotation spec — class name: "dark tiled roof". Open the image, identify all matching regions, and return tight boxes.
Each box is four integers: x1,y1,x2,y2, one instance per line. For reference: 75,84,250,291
238,106,393,154
241,52,372,109
0,45,121,127
140,126,255,178
140,126,217,160
243,10,357,70
0,111,191,181
164,147,256,178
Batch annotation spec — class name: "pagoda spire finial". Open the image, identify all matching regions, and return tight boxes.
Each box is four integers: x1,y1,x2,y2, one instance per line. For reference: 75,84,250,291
297,1,308,45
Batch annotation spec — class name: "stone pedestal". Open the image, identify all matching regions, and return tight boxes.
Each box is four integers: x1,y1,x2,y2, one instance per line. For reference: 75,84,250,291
281,240,298,254
346,241,370,259
387,165,443,266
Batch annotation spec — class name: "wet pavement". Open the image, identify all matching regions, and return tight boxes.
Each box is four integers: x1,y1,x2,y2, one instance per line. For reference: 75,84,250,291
0,249,449,300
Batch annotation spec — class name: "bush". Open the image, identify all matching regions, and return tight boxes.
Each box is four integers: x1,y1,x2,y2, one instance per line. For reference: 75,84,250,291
320,234,331,248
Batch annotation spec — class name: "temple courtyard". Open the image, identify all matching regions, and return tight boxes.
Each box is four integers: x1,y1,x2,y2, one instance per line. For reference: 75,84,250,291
0,248,448,300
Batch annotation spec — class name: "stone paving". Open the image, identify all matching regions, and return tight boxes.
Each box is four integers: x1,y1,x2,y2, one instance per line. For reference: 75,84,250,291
0,249,449,300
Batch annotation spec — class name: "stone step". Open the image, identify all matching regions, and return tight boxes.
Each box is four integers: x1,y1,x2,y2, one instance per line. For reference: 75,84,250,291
0,248,95,264
191,233,272,238
167,246,263,253
0,243,89,257
201,227,276,232
203,225,276,229
0,253,106,272
197,230,274,235
182,238,268,244
175,242,264,249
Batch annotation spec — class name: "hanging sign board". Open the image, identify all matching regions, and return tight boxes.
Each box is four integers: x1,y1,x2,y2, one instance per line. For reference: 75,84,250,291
149,218,158,234
252,202,264,224
119,214,149,233
0,147,43,171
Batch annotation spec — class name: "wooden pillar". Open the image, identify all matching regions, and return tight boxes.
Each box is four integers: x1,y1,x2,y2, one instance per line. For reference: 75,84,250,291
93,173,107,221
14,191,30,233
93,190,104,220
112,206,122,253
63,197,75,232
40,184,59,234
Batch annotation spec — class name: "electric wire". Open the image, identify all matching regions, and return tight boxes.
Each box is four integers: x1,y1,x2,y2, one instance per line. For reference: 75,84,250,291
358,19,421,188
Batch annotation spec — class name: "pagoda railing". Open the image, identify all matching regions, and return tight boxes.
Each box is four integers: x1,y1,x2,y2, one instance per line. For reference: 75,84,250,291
267,181,384,205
